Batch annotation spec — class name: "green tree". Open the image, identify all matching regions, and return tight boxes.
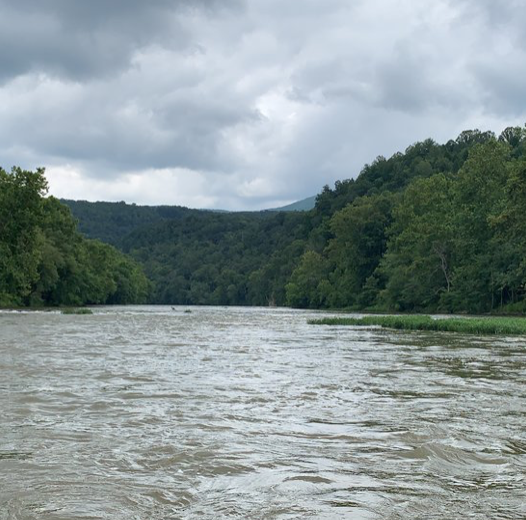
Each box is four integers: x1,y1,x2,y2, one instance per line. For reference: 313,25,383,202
378,174,454,311
326,193,395,308
286,251,330,308
447,140,509,312
1,167,150,308
0,167,48,305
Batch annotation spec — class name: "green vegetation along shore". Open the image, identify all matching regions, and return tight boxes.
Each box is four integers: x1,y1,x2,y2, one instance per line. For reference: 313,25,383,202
0,167,150,308
309,315,526,335
5,125,526,313
64,125,526,315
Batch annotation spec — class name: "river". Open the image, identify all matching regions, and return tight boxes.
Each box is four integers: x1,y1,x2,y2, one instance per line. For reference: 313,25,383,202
1,306,525,519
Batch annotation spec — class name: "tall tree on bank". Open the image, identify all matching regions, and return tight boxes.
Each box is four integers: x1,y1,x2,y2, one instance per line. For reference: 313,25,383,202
447,140,510,312
0,167,48,306
377,174,455,311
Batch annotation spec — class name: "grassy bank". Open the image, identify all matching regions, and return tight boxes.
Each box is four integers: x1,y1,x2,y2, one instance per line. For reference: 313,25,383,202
61,308,93,315
308,315,526,335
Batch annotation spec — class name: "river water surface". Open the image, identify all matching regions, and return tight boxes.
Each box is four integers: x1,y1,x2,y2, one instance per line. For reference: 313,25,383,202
1,306,525,519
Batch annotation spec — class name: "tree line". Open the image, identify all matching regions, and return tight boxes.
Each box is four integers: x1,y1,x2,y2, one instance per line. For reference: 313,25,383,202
10,124,526,314
287,127,526,313
0,167,150,307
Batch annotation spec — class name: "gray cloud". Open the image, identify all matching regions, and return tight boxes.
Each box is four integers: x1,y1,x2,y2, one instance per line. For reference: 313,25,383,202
0,0,241,81
455,0,525,27
1,0,525,209
472,57,526,116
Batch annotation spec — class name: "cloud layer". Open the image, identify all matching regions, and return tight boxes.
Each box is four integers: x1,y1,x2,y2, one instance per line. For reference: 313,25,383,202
1,0,525,209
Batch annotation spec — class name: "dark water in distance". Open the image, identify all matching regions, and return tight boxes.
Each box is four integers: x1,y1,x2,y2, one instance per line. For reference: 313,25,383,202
1,306,525,519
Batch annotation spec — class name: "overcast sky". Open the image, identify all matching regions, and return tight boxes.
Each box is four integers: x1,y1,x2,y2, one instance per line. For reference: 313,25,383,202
2,0,525,210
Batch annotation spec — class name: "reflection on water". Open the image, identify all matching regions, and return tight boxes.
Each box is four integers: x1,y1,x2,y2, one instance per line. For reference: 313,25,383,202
0,306,525,519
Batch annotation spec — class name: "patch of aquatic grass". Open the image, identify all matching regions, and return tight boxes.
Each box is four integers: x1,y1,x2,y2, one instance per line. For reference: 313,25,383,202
61,308,93,315
308,315,526,335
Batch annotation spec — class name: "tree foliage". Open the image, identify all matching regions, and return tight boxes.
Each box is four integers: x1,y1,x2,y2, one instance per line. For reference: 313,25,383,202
60,125,526,314
0,167,150,307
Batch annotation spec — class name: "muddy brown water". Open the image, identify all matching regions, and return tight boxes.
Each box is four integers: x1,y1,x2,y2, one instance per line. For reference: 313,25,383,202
1,306,525,519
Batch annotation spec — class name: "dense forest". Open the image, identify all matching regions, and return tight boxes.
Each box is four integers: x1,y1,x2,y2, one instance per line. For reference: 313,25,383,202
5,126,526,313
66,126,526,314
65,199,311,306
0,167,150,307
290,128,526,313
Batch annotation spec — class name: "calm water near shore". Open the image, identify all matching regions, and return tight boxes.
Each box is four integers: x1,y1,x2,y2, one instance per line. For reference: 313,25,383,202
1,306,525,519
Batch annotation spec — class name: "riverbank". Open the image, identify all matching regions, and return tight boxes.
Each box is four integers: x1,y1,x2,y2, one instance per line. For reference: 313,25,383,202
0,306,93,315
309,315,526,335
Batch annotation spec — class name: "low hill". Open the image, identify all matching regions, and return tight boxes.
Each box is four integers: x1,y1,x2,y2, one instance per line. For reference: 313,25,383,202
269,195,316,212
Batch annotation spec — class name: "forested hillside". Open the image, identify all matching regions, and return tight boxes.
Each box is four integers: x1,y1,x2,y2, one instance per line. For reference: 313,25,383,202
65,126,526,313
0,167,150,307
289,127,526,313
64,199,312,306
62,200,204,248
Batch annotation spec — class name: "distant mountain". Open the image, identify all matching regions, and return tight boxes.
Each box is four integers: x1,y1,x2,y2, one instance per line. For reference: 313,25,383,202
269,195,316,212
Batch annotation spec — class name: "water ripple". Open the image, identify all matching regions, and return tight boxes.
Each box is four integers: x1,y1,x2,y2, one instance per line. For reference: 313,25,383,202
0,306,525,519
